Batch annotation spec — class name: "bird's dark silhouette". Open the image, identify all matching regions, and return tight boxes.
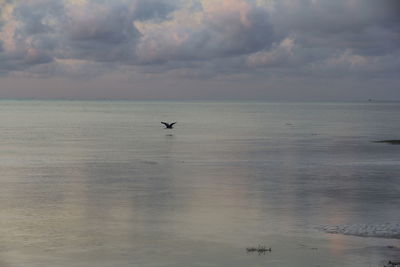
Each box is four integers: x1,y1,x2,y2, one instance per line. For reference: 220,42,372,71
161,122,176,129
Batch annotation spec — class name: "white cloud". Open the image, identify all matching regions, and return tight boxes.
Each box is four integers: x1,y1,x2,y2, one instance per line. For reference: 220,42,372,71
246,38,295,68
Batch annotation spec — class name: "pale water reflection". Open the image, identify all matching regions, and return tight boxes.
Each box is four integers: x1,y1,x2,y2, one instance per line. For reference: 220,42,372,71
0,101,399,266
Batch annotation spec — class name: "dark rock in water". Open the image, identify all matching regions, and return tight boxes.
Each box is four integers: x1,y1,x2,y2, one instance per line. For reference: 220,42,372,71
374,140,400,145
246,245,271,255
385,260,400,267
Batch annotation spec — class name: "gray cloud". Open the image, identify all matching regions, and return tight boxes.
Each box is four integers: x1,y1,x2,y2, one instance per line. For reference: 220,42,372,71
271,0,400,56
0,0,399,100
64,2,141,62
135,0,276,64
133,0,178,21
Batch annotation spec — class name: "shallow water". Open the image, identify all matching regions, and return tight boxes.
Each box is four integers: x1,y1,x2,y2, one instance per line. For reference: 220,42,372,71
0,101,399,266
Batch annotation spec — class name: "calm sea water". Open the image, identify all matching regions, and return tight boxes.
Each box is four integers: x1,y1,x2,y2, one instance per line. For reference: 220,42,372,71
0,101,399,267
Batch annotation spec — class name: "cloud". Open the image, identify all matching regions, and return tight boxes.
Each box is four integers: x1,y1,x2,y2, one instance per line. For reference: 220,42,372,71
1,0,276,66
0,0,60,72
271,0,400,56
63,1,141,62
133,0,178,21
312,49,400,79
135,0,275,64
0,0,399,85
246,38,295,68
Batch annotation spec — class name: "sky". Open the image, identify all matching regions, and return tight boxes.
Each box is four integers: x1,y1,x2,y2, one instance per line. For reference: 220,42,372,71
0,0,399,101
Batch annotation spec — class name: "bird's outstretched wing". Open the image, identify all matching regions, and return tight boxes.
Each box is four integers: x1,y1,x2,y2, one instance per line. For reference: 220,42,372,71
161,122,177,128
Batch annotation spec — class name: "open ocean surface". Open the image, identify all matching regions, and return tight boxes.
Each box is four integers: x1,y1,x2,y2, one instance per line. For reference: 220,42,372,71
0,100,399,267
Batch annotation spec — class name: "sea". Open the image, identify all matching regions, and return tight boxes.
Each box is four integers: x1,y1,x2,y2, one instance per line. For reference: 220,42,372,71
0,100,399,267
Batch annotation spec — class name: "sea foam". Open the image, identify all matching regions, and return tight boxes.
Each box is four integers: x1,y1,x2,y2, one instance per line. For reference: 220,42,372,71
317,223,400,239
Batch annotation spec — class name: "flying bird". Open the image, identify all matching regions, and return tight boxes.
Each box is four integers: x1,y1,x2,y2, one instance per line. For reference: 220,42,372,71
161,122,177,129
